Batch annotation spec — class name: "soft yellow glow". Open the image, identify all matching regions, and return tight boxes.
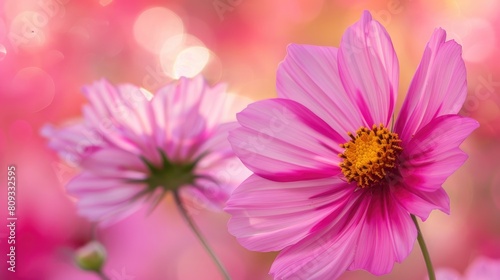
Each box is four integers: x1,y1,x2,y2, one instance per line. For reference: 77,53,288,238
133,7,184,54
173,46,210,79
159,34,208,78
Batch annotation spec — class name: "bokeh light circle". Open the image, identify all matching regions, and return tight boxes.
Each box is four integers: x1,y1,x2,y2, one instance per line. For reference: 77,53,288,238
173,46,210,78
159,34,209,78
9,11,48,50
133,7,184,54
10,67,55,112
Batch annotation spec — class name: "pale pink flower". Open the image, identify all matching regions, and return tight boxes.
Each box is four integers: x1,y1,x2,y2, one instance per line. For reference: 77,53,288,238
43,76,249,224
226,11,479,279
435,257,500,280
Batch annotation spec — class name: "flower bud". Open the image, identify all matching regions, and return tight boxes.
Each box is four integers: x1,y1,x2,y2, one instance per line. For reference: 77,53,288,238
75,241,106,272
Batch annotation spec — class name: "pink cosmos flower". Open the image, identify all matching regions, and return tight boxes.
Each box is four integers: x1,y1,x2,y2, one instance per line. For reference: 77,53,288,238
435,257,500,280
43,76,249,224
226,11,479,279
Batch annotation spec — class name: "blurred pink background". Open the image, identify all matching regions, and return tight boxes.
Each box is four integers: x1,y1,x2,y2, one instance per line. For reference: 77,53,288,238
0,0,499,279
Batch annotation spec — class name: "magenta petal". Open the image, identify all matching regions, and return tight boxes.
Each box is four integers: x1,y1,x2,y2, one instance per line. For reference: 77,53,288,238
82,79,156,156
76,182,143,207
79,198,147,227
41,123,103,164
393,185,450,221
44,76,245,225
269,188,365,280
400,115,479,192
338,11,398,127
196,123,251,184
349,190,417,275
270,221,359,280
395,29,467,142
65,149,150,223
225,175,354,252
80,148,147,179
277,44,365,134
195,122,240,163
150,76,208,161
193,122,251,209
229,98,345,181
82,80,152,134
67,172,147,223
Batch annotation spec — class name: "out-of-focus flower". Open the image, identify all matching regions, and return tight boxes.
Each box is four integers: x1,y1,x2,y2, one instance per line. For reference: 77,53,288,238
226,11,478,279
75,241,107,272
435,256,500,280
42,75,249,224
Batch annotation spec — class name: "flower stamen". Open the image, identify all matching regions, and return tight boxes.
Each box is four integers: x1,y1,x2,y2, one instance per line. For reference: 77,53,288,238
339,124,402,188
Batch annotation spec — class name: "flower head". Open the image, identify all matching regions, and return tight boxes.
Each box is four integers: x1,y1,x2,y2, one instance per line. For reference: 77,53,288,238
226,11,479,279
43,76,249,224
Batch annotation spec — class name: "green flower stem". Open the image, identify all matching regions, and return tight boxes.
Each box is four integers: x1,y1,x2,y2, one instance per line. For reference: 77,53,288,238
173,190,231,280
411,214,436,280
96,270,110,280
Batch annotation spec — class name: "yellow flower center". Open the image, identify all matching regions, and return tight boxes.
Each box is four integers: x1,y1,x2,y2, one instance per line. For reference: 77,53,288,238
339,124,402,188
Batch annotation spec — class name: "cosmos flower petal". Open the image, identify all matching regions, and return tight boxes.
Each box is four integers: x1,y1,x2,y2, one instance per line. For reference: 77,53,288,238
269,190,364,280
229,98,345,181
199,82,251,129
82,79,153,134
194,123,252,209
40,122,102,165
81,79,122,121
338,10,398,127
180,185,225,212
76,183,144,207
225,175,354,252
271,226,358,280
150,76,249,161
82,80,156,156
400,115,479,192
66,173,136,193
277,43,365,134
78,197,148,227
190,158,251,211
395,29,467,143
67,172,147,223
224,11,478,280
196,122,240,163
79,148,147,180
393,185,450,221
44,76,244,225
349,191,417,275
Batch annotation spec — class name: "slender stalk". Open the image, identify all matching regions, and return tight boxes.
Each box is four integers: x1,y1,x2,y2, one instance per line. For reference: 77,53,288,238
96,270,110,280
411,214,436,280
89,224,110,280
173,191,231,280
